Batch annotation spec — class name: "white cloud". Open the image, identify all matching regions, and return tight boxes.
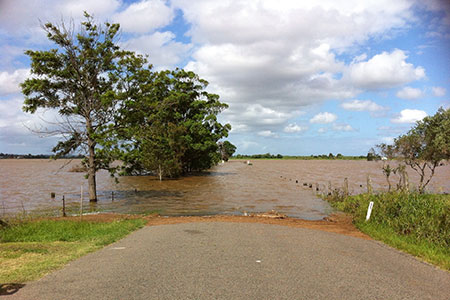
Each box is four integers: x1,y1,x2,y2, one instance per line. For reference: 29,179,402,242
237,140,260,152
332,123,355,132
391,109,427,123
228,123,249,133
112,0,174,33
257,130,277,138
340,99,386,112
0,69,30,95
124,32,192,69
222,104,293,133
347,49,425,89
396,86,423,100
432,86,446,97
59,0,120,18
0,0,121,36
318,128,327,133
283,123,308,133
310,112,337,124
173,0,415,133
381,136,395,144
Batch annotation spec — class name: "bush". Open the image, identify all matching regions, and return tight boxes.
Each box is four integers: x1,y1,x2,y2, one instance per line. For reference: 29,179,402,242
327,192,450,247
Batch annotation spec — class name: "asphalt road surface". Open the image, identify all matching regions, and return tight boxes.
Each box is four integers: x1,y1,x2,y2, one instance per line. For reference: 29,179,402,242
5,222,450,299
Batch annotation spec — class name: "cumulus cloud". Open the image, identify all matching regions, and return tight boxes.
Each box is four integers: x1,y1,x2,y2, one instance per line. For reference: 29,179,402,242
283,123,308,133
174,0,415,133
340,100,386,112
432,86,446,97
257,130,277,137
332,123,355,132
0,69,30,95
1,0,441,152
222,104,293,133
310,112,337,124
418,0,450,37
396,86,423,100
347,49,425,89
123,31,192,69
0,0,120,36
112,0,174,33
391,109,427,123
380,136,395,144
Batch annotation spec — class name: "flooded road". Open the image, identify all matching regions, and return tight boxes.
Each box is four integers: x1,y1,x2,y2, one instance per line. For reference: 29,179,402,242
1,159,449,219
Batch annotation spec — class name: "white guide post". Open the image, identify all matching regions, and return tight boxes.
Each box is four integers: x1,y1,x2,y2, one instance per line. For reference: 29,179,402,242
365,201,374,221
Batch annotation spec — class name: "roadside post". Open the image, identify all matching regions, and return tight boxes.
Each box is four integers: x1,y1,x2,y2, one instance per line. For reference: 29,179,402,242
80,185,83,218
367,175,373,194
366,201,374,221
62,194,66,217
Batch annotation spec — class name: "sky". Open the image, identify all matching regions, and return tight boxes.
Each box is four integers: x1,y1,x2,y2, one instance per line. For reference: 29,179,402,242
0,0,449,155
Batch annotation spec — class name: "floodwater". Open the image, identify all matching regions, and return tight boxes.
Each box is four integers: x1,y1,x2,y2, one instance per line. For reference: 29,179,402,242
0,159,449,220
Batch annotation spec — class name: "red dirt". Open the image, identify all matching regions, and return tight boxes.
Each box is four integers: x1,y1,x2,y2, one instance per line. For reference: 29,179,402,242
52,212,370,240
142,213,370,240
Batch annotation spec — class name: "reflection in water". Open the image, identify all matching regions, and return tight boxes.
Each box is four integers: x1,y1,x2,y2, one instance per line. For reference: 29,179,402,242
1,159,449,220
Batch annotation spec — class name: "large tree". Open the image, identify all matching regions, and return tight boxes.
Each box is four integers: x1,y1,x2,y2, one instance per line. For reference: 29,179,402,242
21,13,147,201
119,69,231,179
379,107,450,193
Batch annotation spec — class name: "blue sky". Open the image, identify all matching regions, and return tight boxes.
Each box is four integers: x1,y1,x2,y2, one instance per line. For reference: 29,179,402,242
0,0,449,155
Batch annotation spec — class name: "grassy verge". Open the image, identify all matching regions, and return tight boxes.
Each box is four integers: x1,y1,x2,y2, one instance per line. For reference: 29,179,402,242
0,217,145,284
325,192,449,270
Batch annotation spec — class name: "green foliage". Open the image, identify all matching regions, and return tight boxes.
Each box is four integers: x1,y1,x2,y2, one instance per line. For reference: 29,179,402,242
0,219,145,246
218,141,237,161
234,153,283,159
20,13,149,200
379,107,450,193
358,222,450,270
326,191,450,269
21,13,232,185
118,69,231,178
366,147,380,161
327,192,450,248
0,218,144,283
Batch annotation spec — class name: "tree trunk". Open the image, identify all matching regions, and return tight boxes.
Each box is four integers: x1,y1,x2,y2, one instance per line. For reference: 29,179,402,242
86,119,97,202
88,142,97,202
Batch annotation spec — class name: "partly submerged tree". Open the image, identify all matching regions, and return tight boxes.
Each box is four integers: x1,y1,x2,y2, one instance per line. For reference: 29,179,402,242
119,69,231,179
379,107,450,193
21,13,148,201
218,140,237,161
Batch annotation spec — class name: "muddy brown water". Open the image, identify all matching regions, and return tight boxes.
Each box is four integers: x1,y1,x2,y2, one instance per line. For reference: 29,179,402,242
0,159,449,220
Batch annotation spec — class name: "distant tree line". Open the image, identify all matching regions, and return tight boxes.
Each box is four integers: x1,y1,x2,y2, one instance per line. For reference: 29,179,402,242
0,153,84,159
233,153,366,160
234,153,283,159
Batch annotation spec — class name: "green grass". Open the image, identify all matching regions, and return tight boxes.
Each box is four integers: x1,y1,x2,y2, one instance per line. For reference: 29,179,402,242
0,218,145,283
326,192,450,270
357,222,450,270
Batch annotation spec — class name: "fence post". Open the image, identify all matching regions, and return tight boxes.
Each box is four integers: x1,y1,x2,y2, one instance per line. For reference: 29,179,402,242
367,175,373,194
343,178,349,196
62,194,66,217
80,185,83,218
